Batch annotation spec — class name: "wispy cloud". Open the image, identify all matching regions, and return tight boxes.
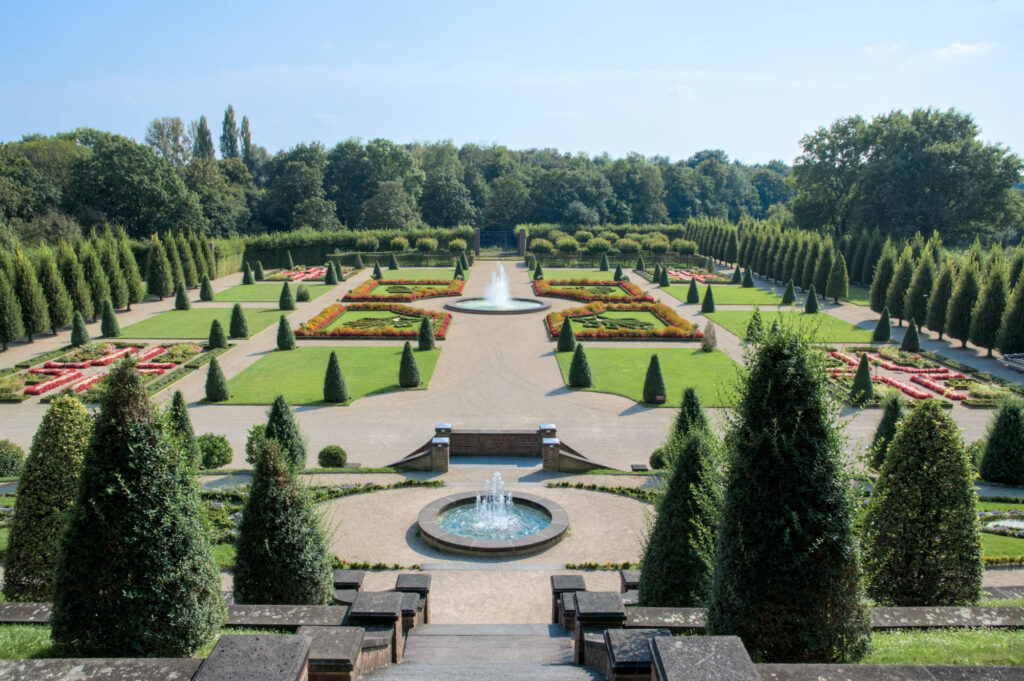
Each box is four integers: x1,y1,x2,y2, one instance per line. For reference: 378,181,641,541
863,42,906,57
933,41,997,58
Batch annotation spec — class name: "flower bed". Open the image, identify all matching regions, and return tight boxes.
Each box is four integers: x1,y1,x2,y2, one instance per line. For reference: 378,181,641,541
296,302,452,340
344,278,464,301
545,302,701,340
264,265,336,282
828,349,968,402
533,279,653,303
666,268,729,284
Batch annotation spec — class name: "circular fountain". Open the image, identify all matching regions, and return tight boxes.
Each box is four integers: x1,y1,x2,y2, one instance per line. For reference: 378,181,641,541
445,265,550,314
417,472,568,556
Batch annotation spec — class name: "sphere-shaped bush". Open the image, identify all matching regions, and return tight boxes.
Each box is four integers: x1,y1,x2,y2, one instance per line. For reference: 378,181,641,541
197,433,233,469
530,238,554,254
354,235,379,252
317,445,348,468
0,439,25,476
416,237,438,253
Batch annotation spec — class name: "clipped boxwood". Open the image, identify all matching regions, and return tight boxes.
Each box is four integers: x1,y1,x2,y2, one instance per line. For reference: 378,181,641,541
318,445,348,468
198,433,233,469
0,439,25,476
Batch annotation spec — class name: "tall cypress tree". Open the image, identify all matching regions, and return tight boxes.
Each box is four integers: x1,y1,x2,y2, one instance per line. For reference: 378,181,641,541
978,401,1024,485
240,115,252,167
97,238,129,310
80,247,109,323
323,351,349,403
188,231,211,281
163,232,185,286
265,395,307,470
12,250,49,341
557,317,576,352
642,354,667,404
36,246,72,334
176,232,199,288
116,229,144,309
0,269,25,351
800,238,820,291
145,235,174,300
229,303,249,338
885,248,915,326
219,105,240,158
812,238,835,297
3,395,91,601
926,261,955,340
701,285,715,313
100,299,120,338
568,343,592,388
51,358,224,656
969,268,1007,357
166,390,200,472
399,341,421,387
946,264,980,349
998,274,1024,355
871,393,904,470
192,115,215,160
825,252,849,304
868,242,897,313
863,399,982,606
903,251,935,332
707,326,869,662
276,315,295,350
57,242,93,320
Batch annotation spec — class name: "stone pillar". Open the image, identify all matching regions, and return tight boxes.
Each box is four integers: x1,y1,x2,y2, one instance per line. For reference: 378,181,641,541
541,438,561,472
473,228,481,256
517,229,527,256
434,423,452,438
573,592,626,665
348,592,405,663
551,574,587,624
430,437,449,473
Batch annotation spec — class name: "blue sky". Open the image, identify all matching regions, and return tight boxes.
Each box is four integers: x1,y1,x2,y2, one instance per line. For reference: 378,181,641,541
1,0,1021,164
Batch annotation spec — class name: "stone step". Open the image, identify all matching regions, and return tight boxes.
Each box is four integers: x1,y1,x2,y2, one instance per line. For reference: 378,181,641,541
363,662,603,681
402,624,575,664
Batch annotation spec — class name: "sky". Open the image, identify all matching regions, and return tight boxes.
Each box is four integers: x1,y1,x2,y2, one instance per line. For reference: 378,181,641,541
1,0,1022,164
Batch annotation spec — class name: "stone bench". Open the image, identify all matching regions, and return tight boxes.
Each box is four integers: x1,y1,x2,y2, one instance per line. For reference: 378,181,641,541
225,604,349,629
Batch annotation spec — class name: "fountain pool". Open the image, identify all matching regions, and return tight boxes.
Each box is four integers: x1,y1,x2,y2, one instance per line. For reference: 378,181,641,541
444,265,549,314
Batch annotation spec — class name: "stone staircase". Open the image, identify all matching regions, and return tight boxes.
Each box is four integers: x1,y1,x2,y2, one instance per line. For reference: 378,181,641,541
363,623,602,681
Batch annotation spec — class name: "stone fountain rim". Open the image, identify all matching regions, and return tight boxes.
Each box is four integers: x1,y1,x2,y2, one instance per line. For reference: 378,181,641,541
443,297,551,315
417,490,569,557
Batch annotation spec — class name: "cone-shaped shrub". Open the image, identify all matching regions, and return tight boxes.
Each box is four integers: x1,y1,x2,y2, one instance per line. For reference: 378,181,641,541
12,250,50,341
568,343,592,388
3,395,90,602
871,393,904,470
979,400,1024,485
279,282,296,311
233,439,332,605
276,315,295,350
324,262,339,285
37,246,72,334
701,285,715,313
659,267,670,287
742,266,754,288
869,244,897,313
0,270,25,351
599,253,610,271
781,280,796,305
242,262,255,285
557,317,576,353
205,356,229,402
229,303,248,338
707,326,870,662
686,279,699,304
57,243,92,320
804,284,819,313
166,390,200,472
454,261,465,280
145,236,173,300
208,319,227,349
643,354,667,404
863,399,982,606
533,262,544,281
850,353,873,404
926,261,955,340
613,264,624,281
969,269,1007,357
399,341,421,388
286,251,295,269
826,253,850,303
946,264,980,348
638,428,723,607
903,251,935,329
354,253,364,269
459,251,470,270
700,320,716,352
746,307,763,342
254,261,265,281
50,358,224,656
70,311,89,347
997,275,1024,354
873,307,891,342
652,264,662,283
323,351,349,403
417,315,435,351
174,281,191,310
900,318,921,352
731,267,741,284
636,255,646,272
372,262,383,279
672,386,709,437
199,275,214,301
100,299,120,338
265,394,307,470
388,252,400,270
885,248,914,325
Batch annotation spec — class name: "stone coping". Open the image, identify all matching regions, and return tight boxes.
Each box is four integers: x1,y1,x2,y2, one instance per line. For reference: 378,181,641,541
0,658,201,681
444,297,552,315
194,634,309,681
417,490,569,557
651,635,760,681
759,664,1024,681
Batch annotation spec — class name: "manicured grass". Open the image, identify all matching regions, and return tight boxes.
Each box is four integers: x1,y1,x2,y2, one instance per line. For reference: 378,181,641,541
542,268,617,281
214,283,333,303
981,532,1024,556
211,542,236,570
569,310,668,330
844,285,871,306
381,267,464,281
555,347,740,407
978,501,1024,512
663,284,787,306
863,629,1024,666
224,346,440,405
121,308,281,339
0,625,277,659
707,310,875,342
369,282,448,296
324,309,423,332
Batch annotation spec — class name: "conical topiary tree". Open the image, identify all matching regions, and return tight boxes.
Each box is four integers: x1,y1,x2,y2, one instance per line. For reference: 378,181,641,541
208,319,227,349
205,356,229,402
254,261,265,281
100,299,120,338
70,311,89,347
174,281,191,310
863,399,982,606
707,325,870,662
12,250,50,341
229,303,248,338
745,307,763,342
399,341,421,388
353,253,364,269
36,246,72,334
279,281,296,311
242,262,255,285
804,284,819,313
323,351,349,403
276,315,295,350
324,262,339,285
599,253,610,271
701,285,715,313
643,354,667,404
638,428,723,607
372,262,383,279
900,318,921,352
686,279,699,304
869,243,896,312
81,248,109,321
388,252,400,270
659,267,671,287
873,307,891,342
850,353,873,404
50,357,224,656
459,251,470,271
97,240,129,310
265,395,307,470
166,390,200,472
742,266,754,288
286,251,295,269
826,253,849,304
903,251,935,332
0,270,25,351
636,255,646,272
871,393,904,470
926,261,955,340
672,386,709,437
731,267,741,285
145,235,173,300
199,275,214,301
3,395,91,602
781,280,796,305
418,315,435,351
557,317,576,352
233,439,332,605
568,343,592,388
175,232,198,289
454,260,465,280
56,243,92,320
969,268,1007,357
997,275,1024,355
533,262,544,280
947,264,980,349
652,264,662,283
885,248,915,325
979,400,1024,485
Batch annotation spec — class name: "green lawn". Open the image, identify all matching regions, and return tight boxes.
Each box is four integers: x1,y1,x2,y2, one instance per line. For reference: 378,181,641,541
863,629,1023,666
707,310,875,342
844,285,871,306
981,532,1024,556
325,309,423,332
214,283,333,303
569,310,668,331
663,284,787,306
121,308,281,339
0,625,276,660
223,346,440,405
381,267,463,281
555,347,740,407
542,268,617,281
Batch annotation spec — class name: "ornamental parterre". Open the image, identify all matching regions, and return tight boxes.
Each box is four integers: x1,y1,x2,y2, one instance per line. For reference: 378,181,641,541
545,302,702,340
296,302,452,339
532,279,654,303
344,279,465,302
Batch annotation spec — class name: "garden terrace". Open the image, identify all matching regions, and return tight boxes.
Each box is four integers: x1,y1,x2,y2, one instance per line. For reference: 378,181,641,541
212,282,334,303
533,279,653,303
344,279,465,302
379,267,469,281
541,268,617,281
296,303,452,340
120,307,281,339
707,309,875,342
663,284,789,306
546,302,701,340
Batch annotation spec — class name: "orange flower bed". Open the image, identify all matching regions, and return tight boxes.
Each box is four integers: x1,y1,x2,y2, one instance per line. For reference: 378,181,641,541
296,302,452,339
545,302,701,340
533,279,653,303
344,279,464,301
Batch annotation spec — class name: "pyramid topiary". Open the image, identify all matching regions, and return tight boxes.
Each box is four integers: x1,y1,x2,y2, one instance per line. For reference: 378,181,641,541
849,353,873,404
279,282,296,310
642,354,667,404
372,262,383,280
701,285,715,313
418,315,435,351
636,255,646,272
599,253,610,271
978,400,1024,485
614,264,624,281
781,280,796,305
166,389,200,471
323,351,349,403
870,393,904,470
672,386,709,437
388,252,400,270
145,235,173,300
205,356,229,402
265,394,307,470
242,262,255,285
454,261,465,280
659,267,670,287
70,311,89,347
354,253,364,269
100,299,120,338
804,284,819,313
533,262,544,281
254,261,265,281
208,319,227,349
229,303,248,338
557,317,576,353
731,267,741,284
568,343,592,388
686,279,699,304
900,318,921,352
199,275,214,301
174,281,191,310
277,315,295,350
745,307,763,342
324,262,339,285
742,266,754,288
826,253,850,303
873,307,891,342
399,341,421,387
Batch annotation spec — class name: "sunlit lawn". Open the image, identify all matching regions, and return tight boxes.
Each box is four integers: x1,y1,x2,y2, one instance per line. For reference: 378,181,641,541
214,283,333,303
707,310,875,342
120,308,281,339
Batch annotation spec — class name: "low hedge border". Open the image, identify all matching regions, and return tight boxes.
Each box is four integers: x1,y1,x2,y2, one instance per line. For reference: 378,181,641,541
533,279,653,303
545,301,702,341
14,345,73,369
546,481,659,504
296,302,452,340
344,278,465,302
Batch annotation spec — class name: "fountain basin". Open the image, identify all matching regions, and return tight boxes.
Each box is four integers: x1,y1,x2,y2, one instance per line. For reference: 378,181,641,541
445,297,550,314
417,491,569,556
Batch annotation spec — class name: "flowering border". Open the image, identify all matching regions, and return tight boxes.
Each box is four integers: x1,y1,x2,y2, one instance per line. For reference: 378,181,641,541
296,302,452,340
344,279,465,302
533,279,654,303
545,302,701,341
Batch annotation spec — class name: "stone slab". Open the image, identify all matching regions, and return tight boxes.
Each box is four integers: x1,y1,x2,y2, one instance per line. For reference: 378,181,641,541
194,634,310,681
575,591,626,621
759,665,1024,681
0,658,200,681
361,624,396,648
622,589,639,607
631,464,650,471
400,591,419,615
225,604,348,628
395,572,432,594
0,602,52,623
551,574,587,593
295,625,364,670
871,606,1024,629
332,569,366,590
651,636,759,681
333,588,359,605
625,607,707,632
619,569,641,591
984,586,1024,600
561,591,578,615
605,628,671,673
349,591,404,622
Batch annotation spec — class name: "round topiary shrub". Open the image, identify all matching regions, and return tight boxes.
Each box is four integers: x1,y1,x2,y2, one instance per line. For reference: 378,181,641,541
390,236,409,252
295,284,310,303
416,237,439,253
318,445,348,468
0,439,25,476
649,446,668,470
616,239,641,254
197,433,233,469
354,234,379,251
448,238,467,254
586,238,612,254
556,237,580,254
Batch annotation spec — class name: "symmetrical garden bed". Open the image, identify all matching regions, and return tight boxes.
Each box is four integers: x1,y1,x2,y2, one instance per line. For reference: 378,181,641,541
533,279,653,303
264,265,353,282
296,302,452,340
344,279,464,302
663,284,786,306
546,302,702,340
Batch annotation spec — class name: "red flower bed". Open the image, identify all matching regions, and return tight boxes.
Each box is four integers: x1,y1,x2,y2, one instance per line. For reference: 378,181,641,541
533,279,653,303
25,370,83,395
296,302,452,340
666,268,728,284
545,302,701,341
344,279,464,302
266,266,329,281
911,374,967,400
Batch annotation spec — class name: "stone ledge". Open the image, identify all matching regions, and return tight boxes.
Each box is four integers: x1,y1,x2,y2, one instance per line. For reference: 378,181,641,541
0,658,200,681
759,664,1024,681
